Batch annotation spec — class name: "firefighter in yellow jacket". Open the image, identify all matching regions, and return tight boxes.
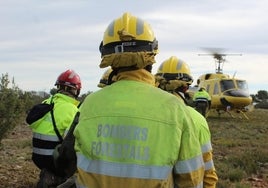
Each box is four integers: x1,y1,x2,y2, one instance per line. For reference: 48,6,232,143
193,87,211,117
73,12,204,188
97,67,116,88
155,56,218,188
27,69,81,187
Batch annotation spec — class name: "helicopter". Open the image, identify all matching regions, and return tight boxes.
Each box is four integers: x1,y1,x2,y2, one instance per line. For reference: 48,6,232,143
187,52,253,119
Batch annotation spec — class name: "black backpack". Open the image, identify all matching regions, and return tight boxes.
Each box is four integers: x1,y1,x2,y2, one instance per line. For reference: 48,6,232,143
26,97,63,142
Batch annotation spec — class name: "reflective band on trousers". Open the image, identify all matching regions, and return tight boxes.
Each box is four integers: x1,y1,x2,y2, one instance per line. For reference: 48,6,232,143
33,147,54,155
201,142,212,153
33,132,60,142
77,154,172,179
174,154,204,174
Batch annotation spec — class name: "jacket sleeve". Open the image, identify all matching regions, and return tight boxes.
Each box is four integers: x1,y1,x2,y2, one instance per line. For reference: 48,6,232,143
173,115,205,188
203,149,218,188
198,118,218,188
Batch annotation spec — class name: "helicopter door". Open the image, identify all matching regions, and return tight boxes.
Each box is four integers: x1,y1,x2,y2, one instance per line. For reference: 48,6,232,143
206,85,210,94
211,81,221,108
213,82,220,95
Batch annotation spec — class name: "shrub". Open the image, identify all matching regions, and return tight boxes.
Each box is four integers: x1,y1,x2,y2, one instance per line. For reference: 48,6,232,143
255,101,268,109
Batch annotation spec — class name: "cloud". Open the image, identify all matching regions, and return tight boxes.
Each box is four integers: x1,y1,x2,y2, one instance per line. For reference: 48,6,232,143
1,0,267,95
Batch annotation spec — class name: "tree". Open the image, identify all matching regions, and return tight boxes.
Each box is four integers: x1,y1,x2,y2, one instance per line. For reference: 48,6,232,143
0,73,25,141
50,88,57,95
78,91,93,103
254,90,268,109
256,90,268,100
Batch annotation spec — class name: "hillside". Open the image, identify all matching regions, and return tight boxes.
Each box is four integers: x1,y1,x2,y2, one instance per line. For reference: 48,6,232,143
0,109,267,188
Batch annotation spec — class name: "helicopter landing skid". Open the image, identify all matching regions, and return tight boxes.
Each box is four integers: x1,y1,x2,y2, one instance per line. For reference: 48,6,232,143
226,110,235,118
215,109,249,120
236,110,249,120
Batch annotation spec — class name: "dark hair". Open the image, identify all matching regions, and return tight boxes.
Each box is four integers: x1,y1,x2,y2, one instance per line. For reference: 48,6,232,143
57,85,80,98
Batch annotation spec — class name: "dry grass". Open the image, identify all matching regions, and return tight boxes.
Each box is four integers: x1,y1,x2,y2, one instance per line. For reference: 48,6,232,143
0,123,39,188
208,108,268,187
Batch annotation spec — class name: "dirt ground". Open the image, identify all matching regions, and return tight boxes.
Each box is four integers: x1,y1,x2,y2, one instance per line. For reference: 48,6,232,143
0,111,268,188
0,123,39,188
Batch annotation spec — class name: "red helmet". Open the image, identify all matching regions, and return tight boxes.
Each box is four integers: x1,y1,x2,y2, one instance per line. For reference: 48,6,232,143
55,69,81,90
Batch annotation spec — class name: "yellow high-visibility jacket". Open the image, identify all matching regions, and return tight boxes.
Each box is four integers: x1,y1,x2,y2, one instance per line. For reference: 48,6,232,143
29,93,80,171
174,92,218,188
193,90,211,102
74,70,204,188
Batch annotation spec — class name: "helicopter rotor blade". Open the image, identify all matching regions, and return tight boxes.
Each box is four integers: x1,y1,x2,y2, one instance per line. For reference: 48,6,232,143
198,47,242,73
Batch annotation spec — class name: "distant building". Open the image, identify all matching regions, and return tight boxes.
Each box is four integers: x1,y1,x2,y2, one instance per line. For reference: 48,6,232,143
30,91,50,98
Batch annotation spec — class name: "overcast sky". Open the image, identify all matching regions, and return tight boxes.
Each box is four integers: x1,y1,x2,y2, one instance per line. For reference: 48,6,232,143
1,0,267,94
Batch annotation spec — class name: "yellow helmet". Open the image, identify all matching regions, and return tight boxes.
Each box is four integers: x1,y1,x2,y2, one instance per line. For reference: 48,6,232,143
156,56,193,85
99,12,158,57
97,68,117,88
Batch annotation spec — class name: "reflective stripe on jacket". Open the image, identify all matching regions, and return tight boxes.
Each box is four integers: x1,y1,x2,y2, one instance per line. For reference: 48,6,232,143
187,106,218,188
74,79,204,188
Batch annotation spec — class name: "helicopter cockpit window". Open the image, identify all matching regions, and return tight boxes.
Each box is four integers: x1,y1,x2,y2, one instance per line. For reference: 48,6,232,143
220,80,235,91
236,80,248,90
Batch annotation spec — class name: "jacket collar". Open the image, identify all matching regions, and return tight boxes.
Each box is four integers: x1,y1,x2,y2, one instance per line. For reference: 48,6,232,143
116,69,155,86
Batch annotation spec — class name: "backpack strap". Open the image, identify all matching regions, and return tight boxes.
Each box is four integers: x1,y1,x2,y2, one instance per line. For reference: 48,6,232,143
50,97,63,143
64,111,80,141
66,101,82,137
53,102,82,177
62,101,83,142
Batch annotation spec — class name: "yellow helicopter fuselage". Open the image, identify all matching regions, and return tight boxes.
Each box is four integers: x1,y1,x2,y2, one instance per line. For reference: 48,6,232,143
197,73,252,111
